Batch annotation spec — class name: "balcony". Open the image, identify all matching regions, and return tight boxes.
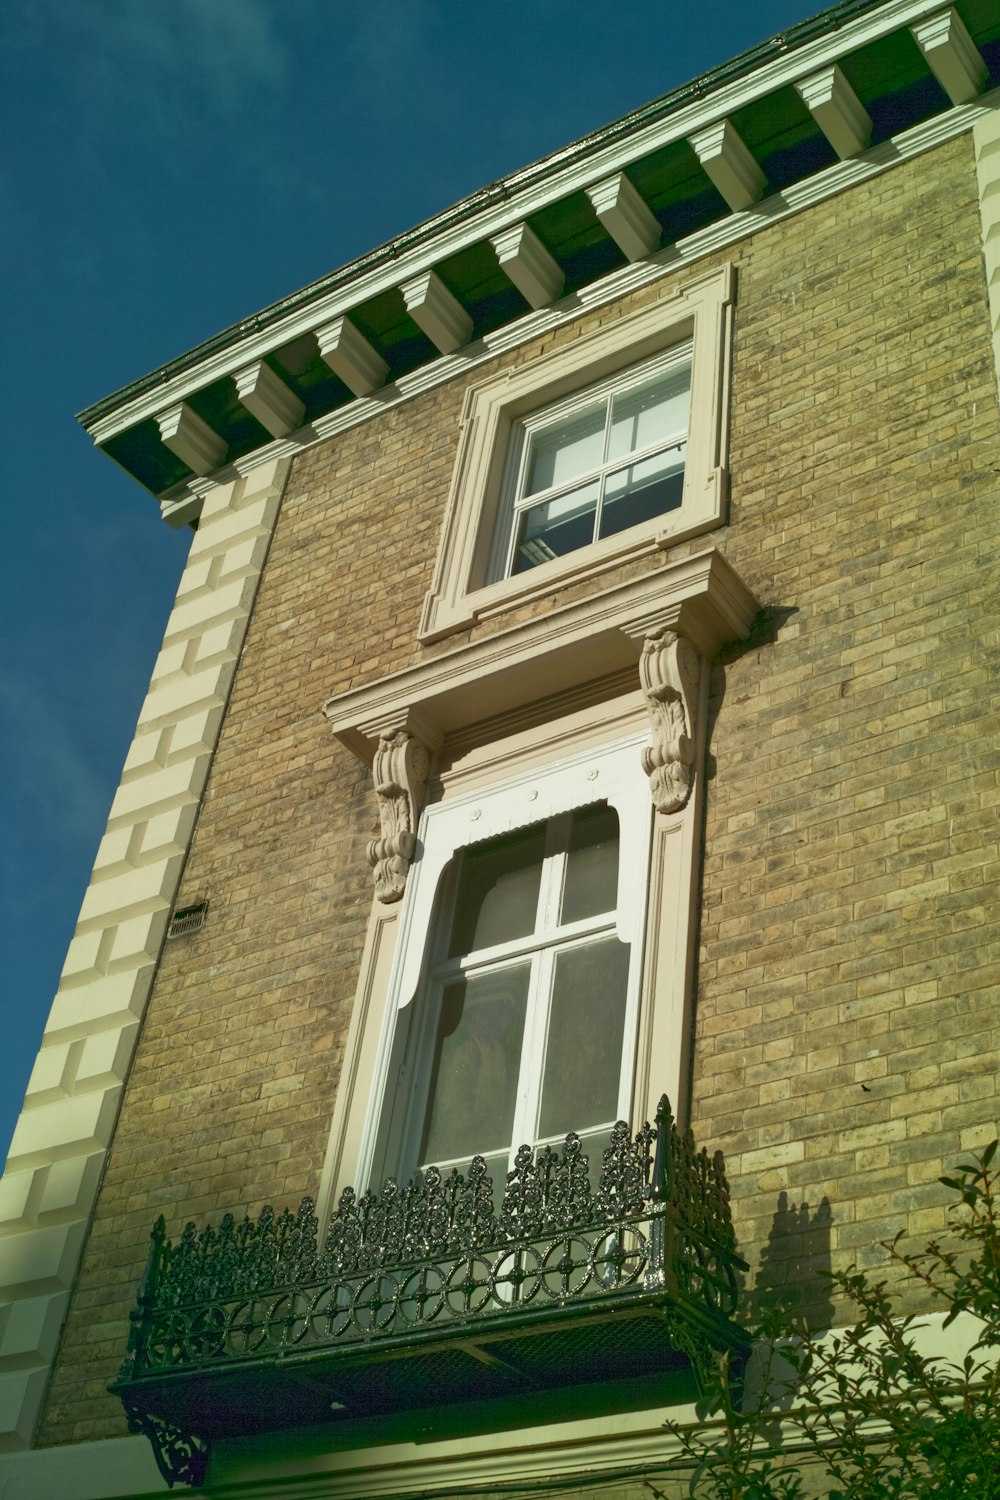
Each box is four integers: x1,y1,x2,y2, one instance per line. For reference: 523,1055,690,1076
112,1097,749,1488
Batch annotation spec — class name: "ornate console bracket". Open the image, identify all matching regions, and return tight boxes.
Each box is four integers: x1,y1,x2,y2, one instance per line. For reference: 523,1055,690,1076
638,630,701,814
123,1400,209,1489
367,729,431,902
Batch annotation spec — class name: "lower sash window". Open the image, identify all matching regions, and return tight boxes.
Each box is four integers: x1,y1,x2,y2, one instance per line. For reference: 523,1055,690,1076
361,736,652,1191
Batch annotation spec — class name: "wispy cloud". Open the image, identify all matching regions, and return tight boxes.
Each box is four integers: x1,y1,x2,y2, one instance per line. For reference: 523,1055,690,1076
0,0,316,306
5,0,291,120
2,0,302,196
0,664,108,843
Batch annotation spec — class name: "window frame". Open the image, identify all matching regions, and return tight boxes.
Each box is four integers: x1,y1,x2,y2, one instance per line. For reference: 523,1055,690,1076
419,263,734,643
356,734,653,1194
489,342,693,584
319,549,759,1225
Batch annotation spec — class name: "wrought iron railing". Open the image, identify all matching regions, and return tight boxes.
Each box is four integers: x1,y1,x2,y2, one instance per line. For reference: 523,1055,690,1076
114,1096,748,1487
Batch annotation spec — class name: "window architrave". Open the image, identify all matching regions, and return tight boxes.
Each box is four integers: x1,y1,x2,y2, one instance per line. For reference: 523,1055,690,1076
419,263,734,643
318,549,759,1227
356,734,653,1194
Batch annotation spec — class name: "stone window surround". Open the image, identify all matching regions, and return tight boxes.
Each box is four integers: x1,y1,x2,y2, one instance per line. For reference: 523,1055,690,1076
320,547,759,1222
419,262,735,642
356,734,654,1196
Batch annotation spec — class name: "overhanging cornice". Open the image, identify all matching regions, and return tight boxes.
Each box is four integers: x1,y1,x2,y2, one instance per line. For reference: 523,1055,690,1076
76,0,999,508
77,0,898,435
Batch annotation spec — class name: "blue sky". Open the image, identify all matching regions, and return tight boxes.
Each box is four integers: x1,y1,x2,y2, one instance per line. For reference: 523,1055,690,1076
0,0,814,1162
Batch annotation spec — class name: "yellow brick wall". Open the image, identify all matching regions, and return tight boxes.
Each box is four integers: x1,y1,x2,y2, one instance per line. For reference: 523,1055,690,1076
38,131,1000,1443
698,133,1000,1322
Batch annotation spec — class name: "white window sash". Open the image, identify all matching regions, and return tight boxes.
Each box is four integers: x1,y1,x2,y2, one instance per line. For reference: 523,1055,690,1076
489,342,693,583
355,733,652,1189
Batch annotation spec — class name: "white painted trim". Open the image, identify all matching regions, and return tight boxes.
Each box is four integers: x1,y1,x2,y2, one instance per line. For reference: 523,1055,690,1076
316,317,388,397
418,263,733,642
490,222,565,308
587,171,662,261
911,8,988,106
396,738,650,1007
400,269,473,354
795,64,873,159
208,1403,696,1498
0,460,290,1450
233,361,305,438
82,0,983,450
974,110,1000,404
0,1434,167,1498
317,550,757,1226
488,341,691,584
323,547,758,764
689,119,767,211
145,89,998,519
636,660,710,1125
0,1312,987,1496
354,735,652,1192
201,1315,997,1495
156,402,226,476
315,691,651,1228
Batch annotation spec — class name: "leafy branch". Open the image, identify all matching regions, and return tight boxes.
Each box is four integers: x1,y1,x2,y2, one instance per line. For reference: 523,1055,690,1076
660,1140,1000,1498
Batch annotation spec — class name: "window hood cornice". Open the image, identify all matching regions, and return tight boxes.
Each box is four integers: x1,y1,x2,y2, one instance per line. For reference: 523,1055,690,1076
323,548,759,765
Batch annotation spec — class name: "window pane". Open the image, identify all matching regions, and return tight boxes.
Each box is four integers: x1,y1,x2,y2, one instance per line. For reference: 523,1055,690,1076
448,825,545,957
607,362,691,461
524,403,605,497
420,964,531,1166
512,480,599,573
561,803,620,924
537,937,631,1140
599,445,685,540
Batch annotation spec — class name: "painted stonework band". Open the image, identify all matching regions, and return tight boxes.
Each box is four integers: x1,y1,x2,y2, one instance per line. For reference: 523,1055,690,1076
0,459,289,1449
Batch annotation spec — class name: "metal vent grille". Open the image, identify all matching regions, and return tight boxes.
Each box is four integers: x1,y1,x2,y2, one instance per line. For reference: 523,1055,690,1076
167,900,208,940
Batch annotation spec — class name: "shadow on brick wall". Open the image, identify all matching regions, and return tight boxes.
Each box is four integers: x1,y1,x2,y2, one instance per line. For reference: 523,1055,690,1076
705,603,800,780
749,1192,835,1333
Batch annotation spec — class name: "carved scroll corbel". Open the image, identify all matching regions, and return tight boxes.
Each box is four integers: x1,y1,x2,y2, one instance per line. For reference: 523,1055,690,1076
367,731,430,902
639,630,701,814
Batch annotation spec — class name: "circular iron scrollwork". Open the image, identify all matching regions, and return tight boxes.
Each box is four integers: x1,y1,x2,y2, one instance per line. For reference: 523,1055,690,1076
703,1249,739,1316
590,1228,646,1288
184,1303,226,1362
145,1313,188,1368
397,1265,446,1324
225,1300,269,1356
674,1235,738,1315
445,1256,494,1316
353,1274,400,1332
540,1236,593,1298
490,1245,542,1306
310,1283,353,1340
265,1292,311,1348
674,1234,704,1300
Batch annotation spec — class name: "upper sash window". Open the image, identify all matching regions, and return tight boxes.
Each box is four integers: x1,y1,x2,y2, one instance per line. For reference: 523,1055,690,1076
490,346,692,581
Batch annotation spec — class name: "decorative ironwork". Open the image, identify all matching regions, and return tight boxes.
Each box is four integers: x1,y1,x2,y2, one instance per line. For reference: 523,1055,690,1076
122,1400,209,1488
114,1096,748,1487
